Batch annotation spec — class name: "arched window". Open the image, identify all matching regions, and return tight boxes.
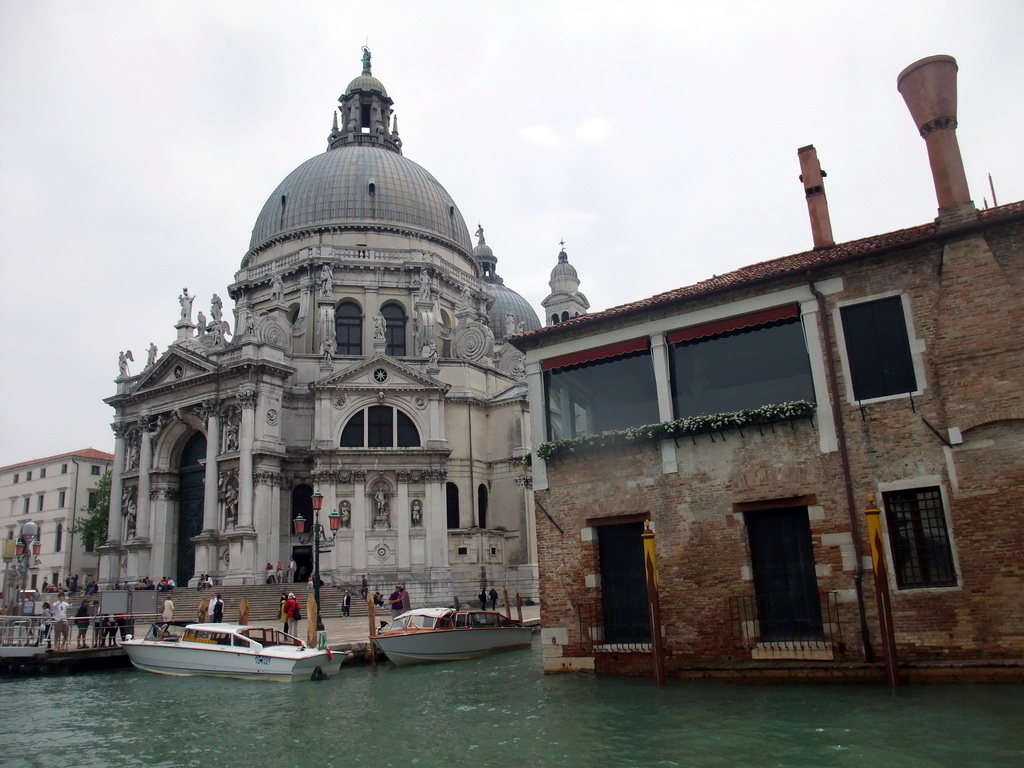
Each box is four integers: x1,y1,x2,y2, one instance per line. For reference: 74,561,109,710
55,523,63,553
551,314,559,324
382,304,406,356
477,484,488,529
446,482,460,529
340,405,420,448
335,301,362,356
561,311,569,322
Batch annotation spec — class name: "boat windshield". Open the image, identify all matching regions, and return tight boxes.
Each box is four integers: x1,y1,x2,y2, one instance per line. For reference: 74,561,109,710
239,627,302,647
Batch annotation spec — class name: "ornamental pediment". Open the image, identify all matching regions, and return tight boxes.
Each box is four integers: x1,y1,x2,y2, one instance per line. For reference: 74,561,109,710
130,348,217,393
312,355,448,394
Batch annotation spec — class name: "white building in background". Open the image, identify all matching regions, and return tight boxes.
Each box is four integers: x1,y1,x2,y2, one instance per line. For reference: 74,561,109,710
1,448,114,598
99,51,549,605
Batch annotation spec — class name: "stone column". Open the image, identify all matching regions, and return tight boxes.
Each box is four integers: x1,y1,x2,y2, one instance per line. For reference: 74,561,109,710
237,390,257,529
107,422,126,544
135,417,154,542
202,402,220,533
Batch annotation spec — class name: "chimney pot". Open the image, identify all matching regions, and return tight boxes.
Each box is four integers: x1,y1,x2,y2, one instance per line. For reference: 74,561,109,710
797,145,834,249
897,55,974,215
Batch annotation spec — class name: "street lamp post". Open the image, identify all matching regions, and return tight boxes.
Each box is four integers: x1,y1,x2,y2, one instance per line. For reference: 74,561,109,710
12,521,41,615
292,491,341,648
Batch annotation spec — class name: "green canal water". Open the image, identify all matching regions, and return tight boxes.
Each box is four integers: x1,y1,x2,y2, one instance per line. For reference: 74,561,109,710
2,638,1022,767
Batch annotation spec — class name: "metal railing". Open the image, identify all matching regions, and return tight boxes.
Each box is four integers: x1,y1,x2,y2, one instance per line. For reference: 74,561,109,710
576,601,652,653
729,591,843,650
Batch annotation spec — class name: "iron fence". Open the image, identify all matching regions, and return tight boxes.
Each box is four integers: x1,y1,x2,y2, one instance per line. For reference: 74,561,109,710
729,591,843,650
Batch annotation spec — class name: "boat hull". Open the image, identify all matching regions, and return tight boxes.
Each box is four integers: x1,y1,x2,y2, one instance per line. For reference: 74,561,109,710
122,640,345,682
374,626,533,666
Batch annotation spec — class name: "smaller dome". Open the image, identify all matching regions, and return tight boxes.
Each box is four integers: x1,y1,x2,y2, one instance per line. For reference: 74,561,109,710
550,248,578,280
346,74,388,97
473,242,494,260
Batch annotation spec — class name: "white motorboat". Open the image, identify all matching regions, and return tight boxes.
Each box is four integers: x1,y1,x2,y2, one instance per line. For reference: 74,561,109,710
121,622,347,682
373,607,533,666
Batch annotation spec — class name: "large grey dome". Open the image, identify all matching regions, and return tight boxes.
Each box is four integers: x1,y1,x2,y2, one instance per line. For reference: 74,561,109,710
485,282,542,340
247,147,473,258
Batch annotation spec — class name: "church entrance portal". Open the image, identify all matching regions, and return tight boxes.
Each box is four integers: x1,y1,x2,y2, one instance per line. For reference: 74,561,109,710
177,433,206,586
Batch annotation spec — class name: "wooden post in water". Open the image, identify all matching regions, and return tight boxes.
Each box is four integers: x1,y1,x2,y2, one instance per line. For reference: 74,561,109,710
501,588,511,620
515,592,524,624
642,520,666,687
865,494,901,688
366,598,378,665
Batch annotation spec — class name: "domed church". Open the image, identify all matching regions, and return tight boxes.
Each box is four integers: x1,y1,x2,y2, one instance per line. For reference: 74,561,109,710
100,50,546,603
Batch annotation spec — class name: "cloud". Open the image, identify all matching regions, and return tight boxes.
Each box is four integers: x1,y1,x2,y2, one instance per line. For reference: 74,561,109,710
575,118,612,145
518,125,561,147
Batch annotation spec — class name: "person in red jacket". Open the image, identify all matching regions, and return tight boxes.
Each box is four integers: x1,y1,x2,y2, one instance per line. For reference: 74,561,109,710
283,592,301,637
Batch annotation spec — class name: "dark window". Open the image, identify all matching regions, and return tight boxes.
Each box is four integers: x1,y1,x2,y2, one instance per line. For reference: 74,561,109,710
26,471,32,481
58,491,65,508
37,495,44,511
477,484,488,529
446,482,460,529
396,411,418,447
670,318,815,418
61,464,68,474
335,302,362,356
368,406,392,447
12,474,17,484
40,468,46,479
840,297,917,400
341,407,420,448
91,466,101,476
882,487,956,589
23,498,29,514
544,350,658,440
55,523,63,553
340,410,365,447
382,304,406,356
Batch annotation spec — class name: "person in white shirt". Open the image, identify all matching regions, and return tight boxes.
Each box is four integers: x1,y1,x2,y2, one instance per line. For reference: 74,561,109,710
51,594,71,651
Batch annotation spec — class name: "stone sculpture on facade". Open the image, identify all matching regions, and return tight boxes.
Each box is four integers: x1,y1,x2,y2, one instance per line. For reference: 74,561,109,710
196,311,207,337
118,350,134,378
339,500,351,528
411,499,423,527
320,264,334,298
146,343,158,369
270,275,284,302
373,485,390,529
373,311,386,339
123,485,138,538
178,288,194,322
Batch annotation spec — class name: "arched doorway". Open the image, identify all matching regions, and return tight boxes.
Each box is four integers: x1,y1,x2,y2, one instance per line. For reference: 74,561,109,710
177,433,206,586
290,485,313,584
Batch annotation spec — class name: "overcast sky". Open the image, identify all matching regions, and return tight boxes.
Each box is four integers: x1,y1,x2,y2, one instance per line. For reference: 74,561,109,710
1,1,1021,467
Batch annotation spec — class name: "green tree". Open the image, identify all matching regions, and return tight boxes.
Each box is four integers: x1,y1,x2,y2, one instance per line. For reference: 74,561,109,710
70,470,111,550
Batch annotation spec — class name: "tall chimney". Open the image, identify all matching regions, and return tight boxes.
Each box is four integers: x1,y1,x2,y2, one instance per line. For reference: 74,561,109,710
897,55,974,217
797,145,834,249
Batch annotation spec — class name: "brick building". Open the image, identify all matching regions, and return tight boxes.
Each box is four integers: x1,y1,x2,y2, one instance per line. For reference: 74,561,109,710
512,56,1024,681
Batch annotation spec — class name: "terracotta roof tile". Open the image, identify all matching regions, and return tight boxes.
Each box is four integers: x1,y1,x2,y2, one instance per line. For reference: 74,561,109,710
513,200,1024,346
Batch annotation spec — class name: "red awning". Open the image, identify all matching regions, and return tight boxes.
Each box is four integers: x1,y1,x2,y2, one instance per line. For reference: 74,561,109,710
666,304,799,345
541,336,650,371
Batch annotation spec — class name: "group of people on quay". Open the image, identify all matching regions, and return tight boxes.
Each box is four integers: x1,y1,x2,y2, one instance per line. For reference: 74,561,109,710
35,593,130,651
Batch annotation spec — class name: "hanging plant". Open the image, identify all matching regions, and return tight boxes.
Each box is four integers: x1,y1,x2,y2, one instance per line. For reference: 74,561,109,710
535,400,815,462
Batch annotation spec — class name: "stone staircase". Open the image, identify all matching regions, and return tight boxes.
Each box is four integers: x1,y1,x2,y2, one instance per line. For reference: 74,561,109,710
166,583,370,623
